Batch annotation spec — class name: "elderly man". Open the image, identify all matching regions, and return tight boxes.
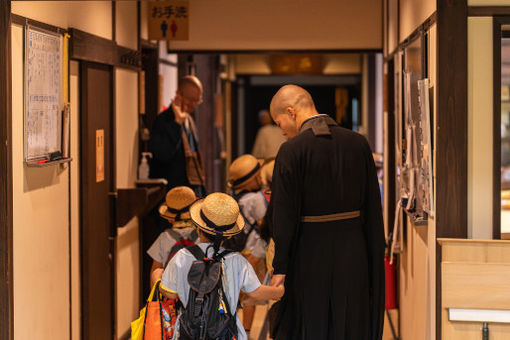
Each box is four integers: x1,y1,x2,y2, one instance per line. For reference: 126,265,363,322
150,75,206,197
269,85,384,340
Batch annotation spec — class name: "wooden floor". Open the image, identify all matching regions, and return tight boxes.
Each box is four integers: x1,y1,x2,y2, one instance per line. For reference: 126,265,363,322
243,306,400,340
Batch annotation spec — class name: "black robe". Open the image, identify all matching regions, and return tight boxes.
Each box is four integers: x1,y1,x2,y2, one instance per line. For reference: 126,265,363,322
271,115,385,340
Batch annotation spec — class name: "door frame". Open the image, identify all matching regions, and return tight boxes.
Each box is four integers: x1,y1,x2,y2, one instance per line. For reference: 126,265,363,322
0,3,14,339
79,60,117,339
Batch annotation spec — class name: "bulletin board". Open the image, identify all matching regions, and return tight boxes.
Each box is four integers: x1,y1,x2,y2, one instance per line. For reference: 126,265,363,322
394,32,434,224
24,26,64,162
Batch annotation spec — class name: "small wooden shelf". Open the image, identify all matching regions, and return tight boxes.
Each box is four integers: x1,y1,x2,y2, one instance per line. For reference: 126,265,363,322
25,157,72,167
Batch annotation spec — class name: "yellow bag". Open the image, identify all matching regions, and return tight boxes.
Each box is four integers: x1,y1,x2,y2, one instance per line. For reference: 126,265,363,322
131,279,160,340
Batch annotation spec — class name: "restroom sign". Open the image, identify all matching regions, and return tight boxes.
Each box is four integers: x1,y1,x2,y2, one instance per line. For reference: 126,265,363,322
148,1,189,40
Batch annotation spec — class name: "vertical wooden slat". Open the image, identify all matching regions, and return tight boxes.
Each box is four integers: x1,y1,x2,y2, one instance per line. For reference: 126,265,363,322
436,0,468,338
494,18,503,241
0,1,14,339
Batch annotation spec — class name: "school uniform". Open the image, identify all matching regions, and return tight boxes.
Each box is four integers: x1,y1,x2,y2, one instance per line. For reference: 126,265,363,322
237,191,268,252
147,227,199,266
161,243,261,340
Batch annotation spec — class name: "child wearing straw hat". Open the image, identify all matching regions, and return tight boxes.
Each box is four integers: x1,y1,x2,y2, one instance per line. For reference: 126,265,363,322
228,154,270,335
148,186,199,287
159,192,284,340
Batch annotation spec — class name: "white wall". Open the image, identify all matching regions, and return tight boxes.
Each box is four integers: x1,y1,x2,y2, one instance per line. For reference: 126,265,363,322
166,0,382,51
399,0,436,43
160,61,179,111
115,68,141,336
468,17,494,240
116,1,138,50
11,23,70,340
12,1,112,40
11,2,144,339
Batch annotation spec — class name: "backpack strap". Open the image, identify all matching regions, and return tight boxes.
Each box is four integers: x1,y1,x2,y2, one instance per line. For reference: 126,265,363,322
187,244,205,261
214,249,231,261
166,228,184,242
189,228,198,242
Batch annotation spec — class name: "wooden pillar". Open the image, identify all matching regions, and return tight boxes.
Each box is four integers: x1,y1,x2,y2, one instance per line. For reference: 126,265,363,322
436,0,468,338
0,1,14,339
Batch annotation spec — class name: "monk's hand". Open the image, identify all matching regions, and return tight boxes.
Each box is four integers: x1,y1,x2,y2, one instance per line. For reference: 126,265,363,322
171,94,187,125
270,274,286,287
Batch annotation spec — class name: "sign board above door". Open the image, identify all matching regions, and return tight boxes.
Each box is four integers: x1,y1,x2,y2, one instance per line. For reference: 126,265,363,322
148,1,189,41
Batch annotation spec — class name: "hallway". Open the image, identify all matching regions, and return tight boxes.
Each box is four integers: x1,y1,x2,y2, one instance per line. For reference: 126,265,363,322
2,1,510,340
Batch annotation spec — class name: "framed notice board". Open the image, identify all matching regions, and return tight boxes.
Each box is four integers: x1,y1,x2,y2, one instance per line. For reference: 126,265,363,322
24,25,69,165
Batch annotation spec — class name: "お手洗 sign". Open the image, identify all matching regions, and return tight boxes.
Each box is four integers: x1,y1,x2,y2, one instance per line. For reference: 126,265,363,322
148,1,189,40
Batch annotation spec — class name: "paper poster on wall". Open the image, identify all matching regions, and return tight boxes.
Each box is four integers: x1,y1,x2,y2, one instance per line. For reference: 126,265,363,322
96,129,105,183
24,26,62,161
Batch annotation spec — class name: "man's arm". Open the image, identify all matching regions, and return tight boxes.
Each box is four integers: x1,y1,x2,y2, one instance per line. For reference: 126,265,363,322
362,139,386,340
271,144,300,275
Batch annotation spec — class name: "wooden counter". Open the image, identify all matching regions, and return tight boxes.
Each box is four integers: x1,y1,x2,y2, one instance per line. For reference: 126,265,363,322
439,238,510,339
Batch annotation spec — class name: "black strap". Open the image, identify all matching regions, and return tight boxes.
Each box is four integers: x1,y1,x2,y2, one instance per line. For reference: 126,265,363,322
190,228,198,241
166,201,195,220
187,244,205,261
200,209,236,232
233,163,261,187
214,249,231,261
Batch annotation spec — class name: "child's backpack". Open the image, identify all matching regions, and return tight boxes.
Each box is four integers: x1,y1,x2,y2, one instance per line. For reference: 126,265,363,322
165,228,198,266
178,245,239,340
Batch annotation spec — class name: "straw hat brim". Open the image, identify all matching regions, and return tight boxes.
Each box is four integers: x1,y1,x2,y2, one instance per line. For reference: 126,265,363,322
159,204,191,222
189,199,245,237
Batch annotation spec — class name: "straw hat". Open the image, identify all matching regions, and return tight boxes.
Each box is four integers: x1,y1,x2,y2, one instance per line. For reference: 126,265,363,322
189,192,245,237
372,153,383,168
261,160,275,187
229,154,262,189
159,186,197,223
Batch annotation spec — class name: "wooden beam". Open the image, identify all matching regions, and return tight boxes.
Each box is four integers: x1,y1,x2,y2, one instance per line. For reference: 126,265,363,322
0,1,14,339
436,0,468,338
69,28,117,65
468,6,510,16
69,28,141,71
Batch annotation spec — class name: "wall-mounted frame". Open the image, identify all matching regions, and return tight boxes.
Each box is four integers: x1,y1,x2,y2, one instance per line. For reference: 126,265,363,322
23,25,71,167
394,27,434,224
492,16,510,240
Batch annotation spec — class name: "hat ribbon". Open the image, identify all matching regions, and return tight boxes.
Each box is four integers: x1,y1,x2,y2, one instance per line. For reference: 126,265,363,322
200,209,236,232
167,201,195,220
233,163,261,187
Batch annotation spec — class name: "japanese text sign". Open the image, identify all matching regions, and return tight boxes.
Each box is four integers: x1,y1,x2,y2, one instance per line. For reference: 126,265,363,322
148,1,189,40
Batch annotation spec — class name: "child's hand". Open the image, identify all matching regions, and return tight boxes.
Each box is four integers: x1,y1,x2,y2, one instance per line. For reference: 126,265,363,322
151,268,164,286
275,285,285,300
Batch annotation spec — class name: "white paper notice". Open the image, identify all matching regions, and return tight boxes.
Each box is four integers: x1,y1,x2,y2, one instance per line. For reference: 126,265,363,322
25,27,62,160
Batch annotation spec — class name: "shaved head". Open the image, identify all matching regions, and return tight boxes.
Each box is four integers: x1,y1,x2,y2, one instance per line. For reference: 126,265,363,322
269,85,319,139
270,85,316,117
178,75,203,92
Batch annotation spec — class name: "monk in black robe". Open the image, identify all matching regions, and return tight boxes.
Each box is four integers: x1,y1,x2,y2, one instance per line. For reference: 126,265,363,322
269,85,384,340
